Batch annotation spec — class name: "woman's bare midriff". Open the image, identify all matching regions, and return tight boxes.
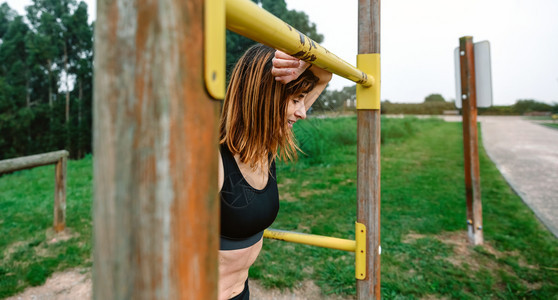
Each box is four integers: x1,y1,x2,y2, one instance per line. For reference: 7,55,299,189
218,238,264,300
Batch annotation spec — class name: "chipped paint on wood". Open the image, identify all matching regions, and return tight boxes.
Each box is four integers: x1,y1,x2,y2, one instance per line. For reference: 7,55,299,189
93,0,219,298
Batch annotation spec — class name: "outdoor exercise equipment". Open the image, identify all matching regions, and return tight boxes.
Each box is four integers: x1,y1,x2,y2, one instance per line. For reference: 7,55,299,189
93,0,380,298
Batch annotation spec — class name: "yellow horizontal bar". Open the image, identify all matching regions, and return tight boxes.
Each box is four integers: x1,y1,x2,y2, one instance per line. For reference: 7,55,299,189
225,0,374,87
264,229,356,252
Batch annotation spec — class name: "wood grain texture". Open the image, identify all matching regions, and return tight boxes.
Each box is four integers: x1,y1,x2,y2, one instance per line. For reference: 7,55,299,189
459,36,484,245
93,0,220,298
0,150,68,174
357,1,381,299
54,156,67,233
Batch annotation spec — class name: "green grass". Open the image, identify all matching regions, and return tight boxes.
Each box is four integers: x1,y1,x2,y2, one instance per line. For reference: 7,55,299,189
542,123,558,130
1,117,557,298
250,115,558,298
0,156,92,298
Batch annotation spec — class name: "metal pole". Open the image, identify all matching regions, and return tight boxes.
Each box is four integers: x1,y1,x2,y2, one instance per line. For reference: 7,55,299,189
264,229,356,252
93,0,220,298
357,0,381,299
459,36,484,245
225,0,374,87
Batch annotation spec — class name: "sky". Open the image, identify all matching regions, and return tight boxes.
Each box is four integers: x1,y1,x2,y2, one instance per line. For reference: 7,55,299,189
4,0,557,105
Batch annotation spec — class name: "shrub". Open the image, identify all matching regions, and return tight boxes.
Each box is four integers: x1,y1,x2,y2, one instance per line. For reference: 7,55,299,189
512,99,552,114
381,102,456,115
424,93,446,103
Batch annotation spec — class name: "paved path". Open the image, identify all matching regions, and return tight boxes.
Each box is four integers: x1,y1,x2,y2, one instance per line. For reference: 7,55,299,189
442,116,558,238
381,115,557,237
478,116,558,238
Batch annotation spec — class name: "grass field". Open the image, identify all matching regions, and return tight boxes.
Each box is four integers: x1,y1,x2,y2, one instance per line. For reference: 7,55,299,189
543,123,558,130
1,116,557,298
0,155,92,297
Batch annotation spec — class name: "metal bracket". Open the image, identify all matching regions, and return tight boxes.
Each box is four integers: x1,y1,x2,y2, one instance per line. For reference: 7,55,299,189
355,222,367,280
204,0,225,99
356,53,380,109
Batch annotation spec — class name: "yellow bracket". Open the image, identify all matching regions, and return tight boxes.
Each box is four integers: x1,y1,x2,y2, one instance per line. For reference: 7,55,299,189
263,222,367,280
204,0,225,99
356,54,380,109
355,222,367,280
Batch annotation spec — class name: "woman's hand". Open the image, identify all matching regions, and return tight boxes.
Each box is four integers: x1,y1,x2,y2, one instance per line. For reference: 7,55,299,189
272,49,332,111
271,50,310,84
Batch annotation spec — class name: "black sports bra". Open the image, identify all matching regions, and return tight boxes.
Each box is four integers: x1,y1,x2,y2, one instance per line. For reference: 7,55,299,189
219,144,279,250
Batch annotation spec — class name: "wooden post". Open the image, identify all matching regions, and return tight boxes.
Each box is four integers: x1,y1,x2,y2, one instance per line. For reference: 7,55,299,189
54,156,67,233
93,0,220,298
357,0,381,299
459,36,483,245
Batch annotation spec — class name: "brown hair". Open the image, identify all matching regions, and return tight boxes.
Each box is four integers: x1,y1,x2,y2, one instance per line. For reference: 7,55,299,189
220,44,318,168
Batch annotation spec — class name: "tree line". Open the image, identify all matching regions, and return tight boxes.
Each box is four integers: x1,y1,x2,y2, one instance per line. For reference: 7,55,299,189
0,0,323,160
0,0,93,160
6,0,551,161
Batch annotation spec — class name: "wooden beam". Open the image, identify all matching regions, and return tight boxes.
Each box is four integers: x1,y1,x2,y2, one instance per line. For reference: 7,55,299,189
0,150,68,174
357,0,381,299
92,0,220,298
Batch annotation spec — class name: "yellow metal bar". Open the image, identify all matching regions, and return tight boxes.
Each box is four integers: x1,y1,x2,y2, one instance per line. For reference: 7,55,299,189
225,0,374,87
355,222,367,280
264,229,356,252
356,53,380,109
204,0,225,99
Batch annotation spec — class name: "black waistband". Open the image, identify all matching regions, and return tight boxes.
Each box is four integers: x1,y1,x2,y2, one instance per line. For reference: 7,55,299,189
220,231,264,250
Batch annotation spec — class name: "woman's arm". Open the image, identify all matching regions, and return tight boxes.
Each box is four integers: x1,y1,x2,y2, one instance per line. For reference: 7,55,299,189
271,50,332,109
304,64,332,110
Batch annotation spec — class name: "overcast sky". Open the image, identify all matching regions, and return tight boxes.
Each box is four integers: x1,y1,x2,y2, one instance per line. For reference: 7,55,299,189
4,0,557,105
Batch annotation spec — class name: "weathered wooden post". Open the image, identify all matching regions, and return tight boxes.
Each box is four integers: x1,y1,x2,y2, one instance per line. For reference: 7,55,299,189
357,0,381,298
459,36,484,245
54,155,67,233
93,0,220,298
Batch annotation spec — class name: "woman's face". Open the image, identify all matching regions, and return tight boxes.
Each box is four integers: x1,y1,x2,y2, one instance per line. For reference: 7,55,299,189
286,92,309,129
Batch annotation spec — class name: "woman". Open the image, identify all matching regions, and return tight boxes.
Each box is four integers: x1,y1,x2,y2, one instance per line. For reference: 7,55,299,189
218,44,332,300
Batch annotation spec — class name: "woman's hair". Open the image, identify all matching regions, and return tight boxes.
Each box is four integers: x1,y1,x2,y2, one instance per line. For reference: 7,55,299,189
220,44,319,168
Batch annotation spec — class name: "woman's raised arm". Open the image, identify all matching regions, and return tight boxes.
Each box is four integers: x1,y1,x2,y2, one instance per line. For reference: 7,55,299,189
271,50,332,109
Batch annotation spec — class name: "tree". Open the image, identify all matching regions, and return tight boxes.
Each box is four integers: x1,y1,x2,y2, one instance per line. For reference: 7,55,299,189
0,6,35,158
424,93,446,103
63,2,93,158
314,85,356,112
27,0,79,123
0,0,93,159
513,99,552,114
0,3,17,39
24,0,93,157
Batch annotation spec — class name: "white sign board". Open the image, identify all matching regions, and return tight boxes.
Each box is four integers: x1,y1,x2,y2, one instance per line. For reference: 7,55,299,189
454,41,493,108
